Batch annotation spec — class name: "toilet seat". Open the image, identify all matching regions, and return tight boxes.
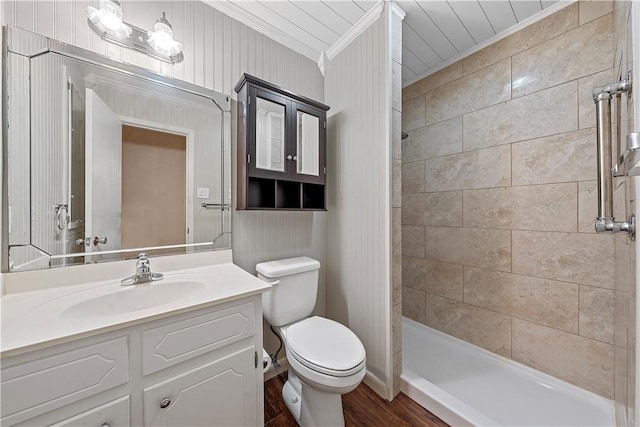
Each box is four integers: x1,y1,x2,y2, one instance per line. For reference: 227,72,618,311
284,316,366,377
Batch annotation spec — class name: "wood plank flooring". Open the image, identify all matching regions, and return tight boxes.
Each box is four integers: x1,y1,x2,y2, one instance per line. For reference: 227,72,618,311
264,373,449,427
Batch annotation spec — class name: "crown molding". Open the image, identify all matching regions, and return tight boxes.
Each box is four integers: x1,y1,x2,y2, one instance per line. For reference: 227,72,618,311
317,0,385,75
390,1,406,20
201,0,320,63
325,0,384,62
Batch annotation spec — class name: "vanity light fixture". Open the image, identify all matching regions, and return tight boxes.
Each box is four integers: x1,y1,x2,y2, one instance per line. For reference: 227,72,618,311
87,1,184,64
147,12,182,58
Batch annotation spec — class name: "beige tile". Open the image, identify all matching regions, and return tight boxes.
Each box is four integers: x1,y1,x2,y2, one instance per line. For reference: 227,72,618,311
393,351,402,398
393,303,402,354
512,14,613,98
392,159,401,208
392,60,402,112
402,95,425,132
578,69,613,130
403,256,463,301
403,287,426,324
392,208,402,306
402,116,462,163
464,267,579,332
403,61,462,101
425,59,511,126
512,231,615,288
613,233,633,294
614,290,630,349
462,3,579,76
614,346,628,415
402,226,425,258
424,145,511,192
579,285,614,344
393,109,402,160
512,318,614,399
402,191,463,226
463,81,578,151
401,161,425,194
512,128,597,186
578,181,598,233
425,294,512,357
463,183,578,232
425,227,511,272
580,0,614,25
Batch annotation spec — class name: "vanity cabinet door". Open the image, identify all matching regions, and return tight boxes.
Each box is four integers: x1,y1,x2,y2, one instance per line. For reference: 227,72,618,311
143,346,257,427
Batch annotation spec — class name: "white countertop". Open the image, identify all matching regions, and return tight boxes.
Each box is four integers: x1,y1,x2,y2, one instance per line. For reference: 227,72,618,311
0,260,270,358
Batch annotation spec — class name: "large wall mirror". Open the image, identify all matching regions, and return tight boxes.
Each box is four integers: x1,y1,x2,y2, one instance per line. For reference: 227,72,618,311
3,27,231,272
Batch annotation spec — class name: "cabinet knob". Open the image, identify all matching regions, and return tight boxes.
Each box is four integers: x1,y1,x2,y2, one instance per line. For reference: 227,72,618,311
286,155,293,160
160,397,171,409
292,155,297,161
101,423,111,427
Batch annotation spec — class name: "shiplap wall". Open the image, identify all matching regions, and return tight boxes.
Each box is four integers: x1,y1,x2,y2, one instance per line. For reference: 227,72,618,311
325,7,393,397
0,0,326,320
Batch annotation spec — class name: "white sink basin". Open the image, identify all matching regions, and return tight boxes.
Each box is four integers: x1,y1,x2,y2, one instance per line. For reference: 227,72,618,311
61,279,206,318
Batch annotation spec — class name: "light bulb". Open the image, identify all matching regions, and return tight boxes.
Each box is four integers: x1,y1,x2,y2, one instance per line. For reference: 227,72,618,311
87,0,132,39
147,13,182,58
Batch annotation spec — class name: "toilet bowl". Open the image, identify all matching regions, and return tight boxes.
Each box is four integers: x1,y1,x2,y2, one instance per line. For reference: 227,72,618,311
257,257,366,427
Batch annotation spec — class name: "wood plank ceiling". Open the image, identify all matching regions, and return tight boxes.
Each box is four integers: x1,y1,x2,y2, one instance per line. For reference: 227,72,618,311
203,1,562,86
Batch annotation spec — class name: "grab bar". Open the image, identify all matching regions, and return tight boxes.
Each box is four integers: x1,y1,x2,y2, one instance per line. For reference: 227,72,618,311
593,73,635,239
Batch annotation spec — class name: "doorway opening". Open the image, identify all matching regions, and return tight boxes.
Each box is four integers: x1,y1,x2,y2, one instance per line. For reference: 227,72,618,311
121,125,187,252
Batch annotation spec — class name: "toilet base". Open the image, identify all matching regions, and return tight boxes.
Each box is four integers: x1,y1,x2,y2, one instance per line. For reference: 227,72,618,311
282,370,346,427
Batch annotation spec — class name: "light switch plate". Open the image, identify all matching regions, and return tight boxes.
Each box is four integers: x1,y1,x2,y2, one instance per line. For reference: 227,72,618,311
197,187,210,199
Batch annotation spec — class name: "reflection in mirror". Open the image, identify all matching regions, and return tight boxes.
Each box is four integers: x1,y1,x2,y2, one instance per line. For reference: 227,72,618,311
5,30,231,272
255,97,285,172
297,111,320,176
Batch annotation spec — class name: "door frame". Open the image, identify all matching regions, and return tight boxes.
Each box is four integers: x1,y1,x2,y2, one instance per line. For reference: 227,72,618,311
118,115,195,245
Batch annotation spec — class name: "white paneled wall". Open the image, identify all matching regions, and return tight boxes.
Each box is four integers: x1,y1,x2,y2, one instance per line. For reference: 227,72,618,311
1,0,326,320
324,5,394,398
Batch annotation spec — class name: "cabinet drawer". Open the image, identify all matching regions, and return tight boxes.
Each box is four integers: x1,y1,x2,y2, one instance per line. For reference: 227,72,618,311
1,337,129,426
143,346,256,427
141,302,255,375
48,395,130,427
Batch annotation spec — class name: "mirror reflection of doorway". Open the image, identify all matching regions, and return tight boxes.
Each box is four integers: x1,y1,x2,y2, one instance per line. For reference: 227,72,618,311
121,125,187,251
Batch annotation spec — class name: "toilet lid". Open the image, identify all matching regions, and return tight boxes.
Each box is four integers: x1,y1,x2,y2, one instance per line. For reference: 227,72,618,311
285,316,366,377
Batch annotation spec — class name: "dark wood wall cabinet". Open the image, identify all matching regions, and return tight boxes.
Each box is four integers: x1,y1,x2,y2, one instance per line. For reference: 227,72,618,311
235,74,330,210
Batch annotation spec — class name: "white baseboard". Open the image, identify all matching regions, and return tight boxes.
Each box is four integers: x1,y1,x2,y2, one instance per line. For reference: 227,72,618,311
364,370,388,399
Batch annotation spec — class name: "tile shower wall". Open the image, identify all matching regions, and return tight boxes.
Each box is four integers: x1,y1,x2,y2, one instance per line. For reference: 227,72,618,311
401,1,619,399
0,1,326,354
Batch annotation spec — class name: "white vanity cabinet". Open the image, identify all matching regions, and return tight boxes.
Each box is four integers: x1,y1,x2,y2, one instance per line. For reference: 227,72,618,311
0,296,264,427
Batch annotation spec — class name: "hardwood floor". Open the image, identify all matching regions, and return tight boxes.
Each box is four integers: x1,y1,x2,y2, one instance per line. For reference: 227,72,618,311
264,373,449,427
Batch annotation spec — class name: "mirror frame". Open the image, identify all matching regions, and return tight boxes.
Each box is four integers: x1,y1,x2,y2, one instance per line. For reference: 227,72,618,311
2,26,232,272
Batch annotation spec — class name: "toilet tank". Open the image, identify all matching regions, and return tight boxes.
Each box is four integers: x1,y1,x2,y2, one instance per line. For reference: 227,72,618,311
257,257,320,327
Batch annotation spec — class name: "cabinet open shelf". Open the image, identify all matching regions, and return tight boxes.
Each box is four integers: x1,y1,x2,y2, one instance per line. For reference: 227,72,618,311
245,178,325,210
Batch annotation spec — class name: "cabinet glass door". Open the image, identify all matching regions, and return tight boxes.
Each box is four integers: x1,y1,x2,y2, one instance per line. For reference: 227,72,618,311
296,111,319,176
255,97,286,173
293,103,325,184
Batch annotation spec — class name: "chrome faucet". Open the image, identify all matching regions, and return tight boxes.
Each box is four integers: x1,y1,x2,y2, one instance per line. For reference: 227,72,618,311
121,253,164,286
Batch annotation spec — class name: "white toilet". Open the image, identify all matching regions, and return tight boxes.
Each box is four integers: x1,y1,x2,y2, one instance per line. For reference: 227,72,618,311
257,257,366,427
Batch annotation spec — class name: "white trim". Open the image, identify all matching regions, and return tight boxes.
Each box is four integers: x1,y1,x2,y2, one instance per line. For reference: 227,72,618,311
364,370,388,398
117,116,196,246
324,1,385,63
390,1,406,21
201,0,320,62
402,0,576,88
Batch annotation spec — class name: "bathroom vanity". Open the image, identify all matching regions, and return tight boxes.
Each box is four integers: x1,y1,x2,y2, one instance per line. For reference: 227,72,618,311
0,254,270,427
